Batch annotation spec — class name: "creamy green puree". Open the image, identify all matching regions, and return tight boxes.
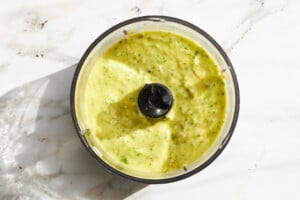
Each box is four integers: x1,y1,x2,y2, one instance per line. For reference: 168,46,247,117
83,31,226,173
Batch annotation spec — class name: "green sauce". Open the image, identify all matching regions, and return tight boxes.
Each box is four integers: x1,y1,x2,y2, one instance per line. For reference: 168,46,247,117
83,31,226,173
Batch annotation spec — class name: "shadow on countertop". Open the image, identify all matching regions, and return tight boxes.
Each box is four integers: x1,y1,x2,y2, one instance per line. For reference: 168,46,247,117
0,65,147,200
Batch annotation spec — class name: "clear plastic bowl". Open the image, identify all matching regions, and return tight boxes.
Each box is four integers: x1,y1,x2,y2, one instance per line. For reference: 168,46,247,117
70,15,240,183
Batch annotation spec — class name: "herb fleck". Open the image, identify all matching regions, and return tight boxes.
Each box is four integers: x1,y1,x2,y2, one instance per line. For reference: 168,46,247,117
183,165,187,171
120,155,128,164
85,129,90,136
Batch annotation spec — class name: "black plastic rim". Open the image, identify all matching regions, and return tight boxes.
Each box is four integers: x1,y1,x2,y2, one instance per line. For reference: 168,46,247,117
70,15,240,184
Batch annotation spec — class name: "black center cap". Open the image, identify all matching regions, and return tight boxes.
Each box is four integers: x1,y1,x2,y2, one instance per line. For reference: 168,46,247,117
138,83,173,118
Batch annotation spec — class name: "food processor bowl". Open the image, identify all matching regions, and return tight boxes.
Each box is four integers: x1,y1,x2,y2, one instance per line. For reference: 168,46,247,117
70,15,240,183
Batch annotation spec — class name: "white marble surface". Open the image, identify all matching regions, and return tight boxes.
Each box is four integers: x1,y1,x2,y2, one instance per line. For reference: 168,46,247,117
1,0,300,199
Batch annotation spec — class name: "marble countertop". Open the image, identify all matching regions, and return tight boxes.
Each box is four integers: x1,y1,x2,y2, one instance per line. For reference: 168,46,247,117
1,0,299,199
